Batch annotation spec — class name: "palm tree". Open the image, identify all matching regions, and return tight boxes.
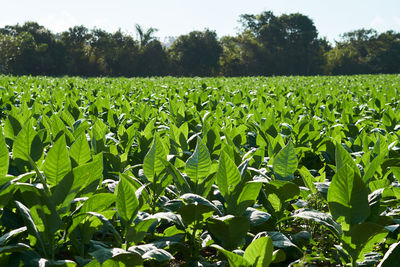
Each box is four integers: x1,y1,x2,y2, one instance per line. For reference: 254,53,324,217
135,24,158,48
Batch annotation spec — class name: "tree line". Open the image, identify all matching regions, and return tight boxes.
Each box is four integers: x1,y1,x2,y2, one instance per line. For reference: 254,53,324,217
1,11,399,77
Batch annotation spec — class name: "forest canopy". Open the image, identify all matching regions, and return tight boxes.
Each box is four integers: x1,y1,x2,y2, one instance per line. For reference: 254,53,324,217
0,11,399,77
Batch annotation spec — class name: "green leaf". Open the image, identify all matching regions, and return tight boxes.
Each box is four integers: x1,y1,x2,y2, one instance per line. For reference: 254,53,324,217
342,222,388,262
335,144,361,178
52,153,103,213
69,134,91,166
212,244,250,267
298,166,317,194
363,154,384,183
391,167,400,183
4,114,22,141
185,137,211,182
143,135,166,182
80,193,116,214
72,153,103,189
378,241,400,267
178,204,214,226
89,245,141,265
0,226,27,246
236,181,262,216
244,208,271,228
0,243,31,254
273,141,298,181
14,200,45,255
216,151,241,199
126,218,157,244
43,135,71,187
12,119,43,162
243,236,273,267
207,215,249,250
0,131,9,176
263,180,300,213
116,174,139,223
142,248,174,262
327,164,370,231
292,209,342,236
85,212,122,245
179,193,221,215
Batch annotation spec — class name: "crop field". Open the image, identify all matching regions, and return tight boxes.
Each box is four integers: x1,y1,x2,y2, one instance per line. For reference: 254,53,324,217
0,75,400,266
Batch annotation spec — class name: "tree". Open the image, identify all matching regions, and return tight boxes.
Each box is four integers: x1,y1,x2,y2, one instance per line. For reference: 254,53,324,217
237,11,327,75
135,24,158,48
0,32,36,74
60,26,92,76
324,29,400,75
169,30,222,76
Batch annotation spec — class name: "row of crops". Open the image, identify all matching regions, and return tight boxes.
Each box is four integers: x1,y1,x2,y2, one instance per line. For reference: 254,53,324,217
0,75,399,266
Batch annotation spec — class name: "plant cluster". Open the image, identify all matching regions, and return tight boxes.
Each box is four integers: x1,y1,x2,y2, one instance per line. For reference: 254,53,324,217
0,75,399,266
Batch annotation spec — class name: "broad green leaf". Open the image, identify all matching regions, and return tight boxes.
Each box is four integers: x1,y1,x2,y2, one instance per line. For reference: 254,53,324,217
342,222,388,262
0,131,9,176
212,244,250,267
43,135,71,187
243,236,273,267
142,248,174,262
207,215,249,250
335,144,361,178
298,166,317,194
244,208,271,228
149,212,185,228
89,245,141,265
116,174,139,223
80,193,116,214
178,204,214,226
268,231,299,250
4,114,22,141
185,137,211,182
52,153,103,213
143,135,166,182
12,119,43,162
216,151,241,198
235,181,262,216
69,134,91,166
327,164,370,231
273,141,298,181
263,180,300,213
126,218,157,244
363,154,384,183
179,193,221,215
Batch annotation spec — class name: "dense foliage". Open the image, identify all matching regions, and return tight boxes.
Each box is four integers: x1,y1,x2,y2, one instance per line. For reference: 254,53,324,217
0,75,399,266
1,11,400,77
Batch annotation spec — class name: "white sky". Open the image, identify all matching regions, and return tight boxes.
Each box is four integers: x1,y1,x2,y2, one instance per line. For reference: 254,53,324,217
1,0,400,43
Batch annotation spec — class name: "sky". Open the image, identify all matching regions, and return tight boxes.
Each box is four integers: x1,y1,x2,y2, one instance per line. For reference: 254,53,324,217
1,0,400,43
